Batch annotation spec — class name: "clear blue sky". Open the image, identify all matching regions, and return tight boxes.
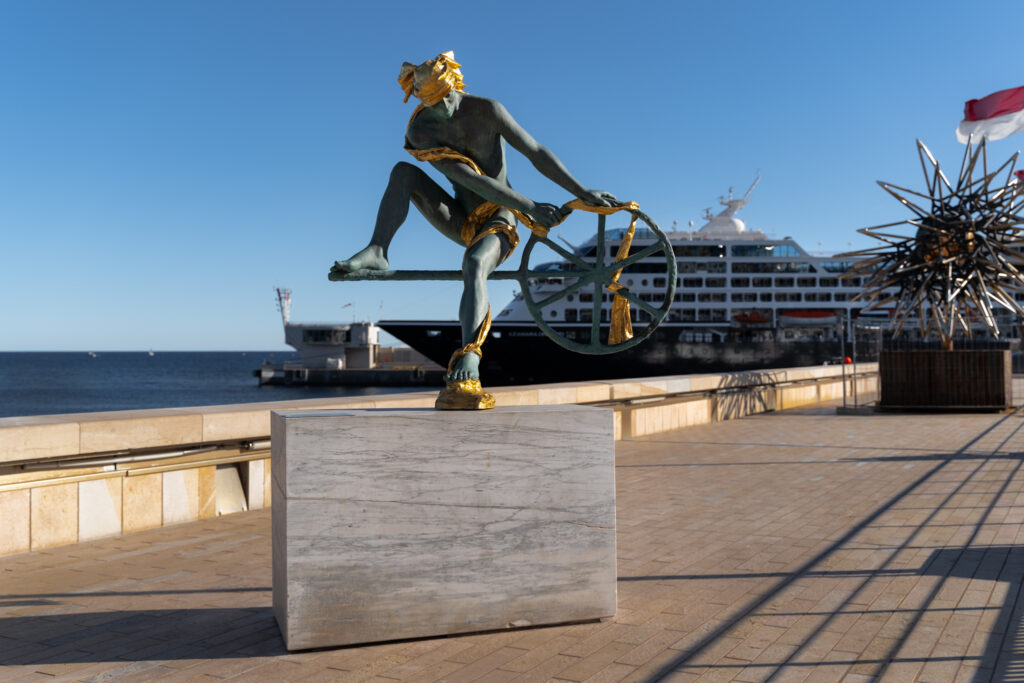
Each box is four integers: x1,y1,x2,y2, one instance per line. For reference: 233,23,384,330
2,0,1022,350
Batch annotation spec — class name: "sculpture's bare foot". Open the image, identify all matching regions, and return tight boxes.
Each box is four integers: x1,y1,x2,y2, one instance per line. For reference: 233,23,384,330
331,245,389,274
446,352,480,383
436,350,492,410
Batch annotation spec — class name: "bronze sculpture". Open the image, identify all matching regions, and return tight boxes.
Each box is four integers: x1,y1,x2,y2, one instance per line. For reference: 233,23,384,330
330,52,622,409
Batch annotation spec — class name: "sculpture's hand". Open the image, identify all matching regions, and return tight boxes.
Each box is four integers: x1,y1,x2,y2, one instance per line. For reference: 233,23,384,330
530,202,565,229
578,189,618,207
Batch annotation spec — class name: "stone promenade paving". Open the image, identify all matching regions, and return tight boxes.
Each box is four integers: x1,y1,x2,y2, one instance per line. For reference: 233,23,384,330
4,404,1024,682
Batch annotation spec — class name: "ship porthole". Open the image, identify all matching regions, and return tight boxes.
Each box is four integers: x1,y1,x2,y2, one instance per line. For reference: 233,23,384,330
642,279,648,287
567,295,574,302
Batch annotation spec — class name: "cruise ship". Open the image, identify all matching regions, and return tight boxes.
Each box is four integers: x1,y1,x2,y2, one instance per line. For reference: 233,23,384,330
378,180,1017,385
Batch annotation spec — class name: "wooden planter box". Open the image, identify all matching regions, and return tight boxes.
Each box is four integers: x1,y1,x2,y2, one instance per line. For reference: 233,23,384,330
879,349,1011,411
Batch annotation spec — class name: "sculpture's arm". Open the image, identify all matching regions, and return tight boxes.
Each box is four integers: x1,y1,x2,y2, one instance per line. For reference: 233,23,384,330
491,100,614,207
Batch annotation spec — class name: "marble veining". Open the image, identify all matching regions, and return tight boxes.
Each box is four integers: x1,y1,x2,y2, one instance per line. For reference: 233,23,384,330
271,406,616,650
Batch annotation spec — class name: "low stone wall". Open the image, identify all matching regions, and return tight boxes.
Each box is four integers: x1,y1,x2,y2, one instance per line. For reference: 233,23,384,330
613,366,876,439
0,364,876,557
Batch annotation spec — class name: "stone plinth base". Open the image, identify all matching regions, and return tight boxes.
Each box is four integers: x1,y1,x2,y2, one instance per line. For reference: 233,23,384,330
271,406,616,651
879,349,1011,410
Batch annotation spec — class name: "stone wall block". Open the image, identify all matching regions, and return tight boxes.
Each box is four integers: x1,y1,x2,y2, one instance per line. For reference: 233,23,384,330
0,423,80,465
30,483,78,550
79,413,203,453
535,386,580,405
78,478,123,542
242,460,265,510
162,470,199,525
781,384,819,409
489,388,540,406
197,466,217,519
201,409,270,442
609,380,666,400
574,382,612,403
0,490,31,555
123,473,162,533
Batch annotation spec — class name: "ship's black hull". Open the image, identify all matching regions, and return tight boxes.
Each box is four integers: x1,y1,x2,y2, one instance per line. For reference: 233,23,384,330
379,320,855,386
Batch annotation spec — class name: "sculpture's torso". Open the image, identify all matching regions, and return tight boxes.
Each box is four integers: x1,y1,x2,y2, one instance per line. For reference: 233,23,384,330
406,94,510,213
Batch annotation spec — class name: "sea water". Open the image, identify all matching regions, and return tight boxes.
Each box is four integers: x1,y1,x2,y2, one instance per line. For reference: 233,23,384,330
0,352,420,418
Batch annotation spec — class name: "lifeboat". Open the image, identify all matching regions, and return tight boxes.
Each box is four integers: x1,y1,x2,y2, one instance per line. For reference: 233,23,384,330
778,310,839,326
733,310,771,325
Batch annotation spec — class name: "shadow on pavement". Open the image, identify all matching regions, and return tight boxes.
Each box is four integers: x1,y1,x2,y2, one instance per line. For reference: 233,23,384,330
642,409,1024,681
0,607,288,663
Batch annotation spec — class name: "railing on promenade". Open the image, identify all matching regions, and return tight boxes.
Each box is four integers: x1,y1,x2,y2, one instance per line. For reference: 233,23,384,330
0,364,877,557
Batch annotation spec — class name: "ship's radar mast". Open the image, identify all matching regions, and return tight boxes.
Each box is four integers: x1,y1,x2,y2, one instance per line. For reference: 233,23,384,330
275,287,291,326
716,173,761,219
697,173,761,235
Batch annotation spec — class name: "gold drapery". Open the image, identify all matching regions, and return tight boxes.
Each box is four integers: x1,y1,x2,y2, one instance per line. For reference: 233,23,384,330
561,200,641,344
446,307,492,375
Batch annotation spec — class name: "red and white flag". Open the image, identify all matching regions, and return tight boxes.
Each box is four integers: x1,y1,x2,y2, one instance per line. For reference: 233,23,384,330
957,85,1024,143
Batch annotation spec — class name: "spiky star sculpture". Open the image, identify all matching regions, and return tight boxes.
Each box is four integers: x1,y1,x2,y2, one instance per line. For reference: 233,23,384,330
843,138,1024,349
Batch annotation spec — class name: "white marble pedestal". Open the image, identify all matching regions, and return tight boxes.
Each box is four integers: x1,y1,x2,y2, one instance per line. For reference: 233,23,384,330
271,406,616,651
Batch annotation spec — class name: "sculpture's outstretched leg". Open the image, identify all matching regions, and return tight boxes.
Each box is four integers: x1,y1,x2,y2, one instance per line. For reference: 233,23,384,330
331,162,466,275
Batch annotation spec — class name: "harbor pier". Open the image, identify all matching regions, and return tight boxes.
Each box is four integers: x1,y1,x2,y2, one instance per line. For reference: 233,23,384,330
8,365,1024,678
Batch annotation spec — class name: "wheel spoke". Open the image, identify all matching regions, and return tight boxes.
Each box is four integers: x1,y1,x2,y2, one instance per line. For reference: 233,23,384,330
534,272,599,308
537,237,592,271
613,289,663,318
513,206,670,354
610,242,664,271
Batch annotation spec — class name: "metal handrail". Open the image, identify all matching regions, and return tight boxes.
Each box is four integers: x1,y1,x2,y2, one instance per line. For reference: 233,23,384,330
1,437,271,473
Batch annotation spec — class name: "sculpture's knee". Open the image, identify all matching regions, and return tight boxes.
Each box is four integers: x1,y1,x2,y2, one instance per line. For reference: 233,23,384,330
463,250,492,283
389,161,420,187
